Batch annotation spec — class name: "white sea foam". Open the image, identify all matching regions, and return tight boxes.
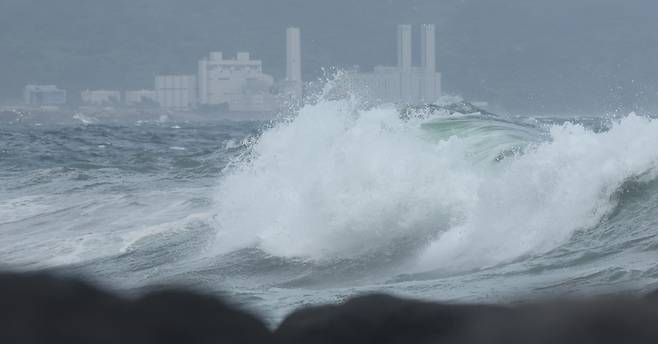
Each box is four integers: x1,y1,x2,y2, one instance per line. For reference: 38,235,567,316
210,97,658,273
417,113,658,271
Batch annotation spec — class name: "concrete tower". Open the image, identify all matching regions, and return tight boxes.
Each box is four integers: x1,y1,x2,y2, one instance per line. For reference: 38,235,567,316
198,58,208,105
420,24,436,74
286,27,303,100
420,24,437,102
397,25,412,71
397,24,413,103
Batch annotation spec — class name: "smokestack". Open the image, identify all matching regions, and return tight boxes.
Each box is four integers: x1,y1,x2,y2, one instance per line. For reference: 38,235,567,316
397,25,412,72
397,25,413,103
420,24,436,74
198,58,208,105
420,24,437,102
286,27,302,100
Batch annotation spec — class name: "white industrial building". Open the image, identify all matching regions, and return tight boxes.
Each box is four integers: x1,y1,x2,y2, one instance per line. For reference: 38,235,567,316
124,90,157,106
197,52,275,112
81,90,122,106
348,24,441,105
153,27,303,112
24,85,67,106
155,75,198,109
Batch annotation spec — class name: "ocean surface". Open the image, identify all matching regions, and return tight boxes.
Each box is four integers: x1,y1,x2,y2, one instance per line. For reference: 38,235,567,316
2,98,658,323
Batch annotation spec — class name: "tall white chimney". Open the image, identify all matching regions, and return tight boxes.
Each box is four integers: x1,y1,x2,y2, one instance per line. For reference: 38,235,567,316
397,24,413,103
198,58,208,105
286,27,303,100
420,24,436,74
420,24,437,102
397,25,412,71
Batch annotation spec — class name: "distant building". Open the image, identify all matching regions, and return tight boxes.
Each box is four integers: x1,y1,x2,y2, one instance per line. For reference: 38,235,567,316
124,90,157,106
24,85,67,106
153,28,300,113
197,52,275,112
155,75,198,109
81,90,121,106
348,24,441,105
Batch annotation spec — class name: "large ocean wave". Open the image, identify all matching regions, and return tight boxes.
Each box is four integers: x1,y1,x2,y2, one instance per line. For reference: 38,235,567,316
210,98,658,278
2,98,658,320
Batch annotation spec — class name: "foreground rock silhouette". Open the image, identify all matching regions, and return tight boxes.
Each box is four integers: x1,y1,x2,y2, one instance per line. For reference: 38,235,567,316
0,272,271,344
277,293,658,344
2,271,658,344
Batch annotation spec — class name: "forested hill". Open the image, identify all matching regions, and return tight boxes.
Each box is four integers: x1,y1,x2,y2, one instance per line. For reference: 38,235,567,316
2,0,658,113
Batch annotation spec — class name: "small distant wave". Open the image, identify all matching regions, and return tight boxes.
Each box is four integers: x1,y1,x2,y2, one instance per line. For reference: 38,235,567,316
73,113,99,124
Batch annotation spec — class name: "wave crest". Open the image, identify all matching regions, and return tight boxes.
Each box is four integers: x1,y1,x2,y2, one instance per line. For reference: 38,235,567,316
210,99,658,274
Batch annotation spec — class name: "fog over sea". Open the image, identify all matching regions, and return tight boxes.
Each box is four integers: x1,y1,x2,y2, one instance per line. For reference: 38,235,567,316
2,94,658,323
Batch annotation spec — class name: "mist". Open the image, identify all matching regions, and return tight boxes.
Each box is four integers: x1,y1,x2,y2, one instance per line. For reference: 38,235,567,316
2,0,658,114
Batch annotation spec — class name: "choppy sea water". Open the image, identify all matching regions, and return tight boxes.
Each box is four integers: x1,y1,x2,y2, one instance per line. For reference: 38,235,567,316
1,99,658,323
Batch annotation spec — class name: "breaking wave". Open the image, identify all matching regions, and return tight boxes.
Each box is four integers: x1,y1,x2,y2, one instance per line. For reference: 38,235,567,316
210,97,658,275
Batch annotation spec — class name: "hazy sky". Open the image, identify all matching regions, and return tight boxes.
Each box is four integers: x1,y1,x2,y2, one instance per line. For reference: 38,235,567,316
2,0,657,114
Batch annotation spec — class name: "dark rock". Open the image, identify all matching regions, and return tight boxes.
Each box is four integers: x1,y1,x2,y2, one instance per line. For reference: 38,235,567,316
645,289,658,303
276,294,658,344
135,290,271,344
0,272,142,344
275,294,513,344
3,271,658,344
0,272,272,344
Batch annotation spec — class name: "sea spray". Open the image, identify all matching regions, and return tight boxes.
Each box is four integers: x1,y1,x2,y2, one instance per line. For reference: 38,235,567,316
211,98,658,275
417,113,658,272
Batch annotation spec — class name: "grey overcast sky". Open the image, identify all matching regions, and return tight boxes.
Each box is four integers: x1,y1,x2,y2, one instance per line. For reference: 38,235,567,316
1,0,657,114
